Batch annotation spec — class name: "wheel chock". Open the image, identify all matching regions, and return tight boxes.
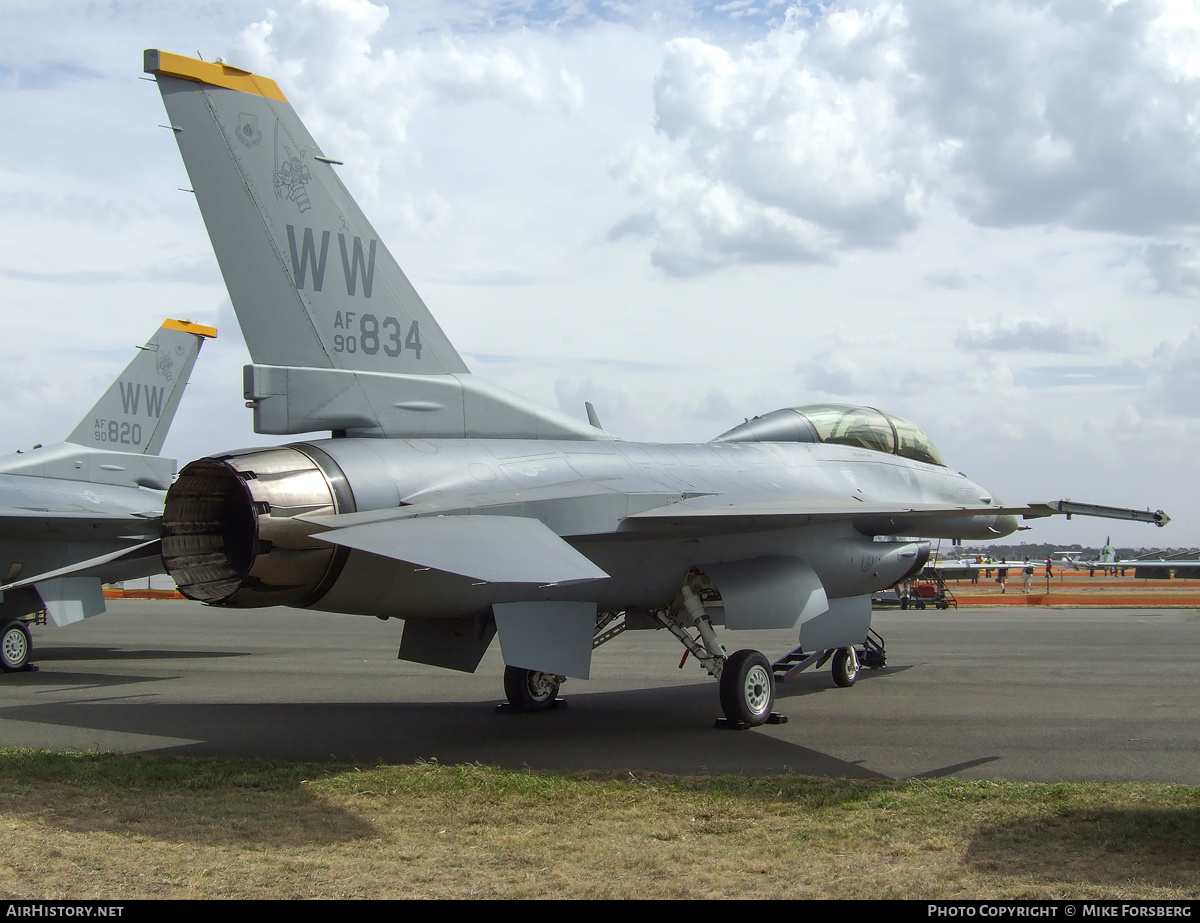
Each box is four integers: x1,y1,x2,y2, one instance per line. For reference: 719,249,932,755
495,698,566,714
714,711,787,730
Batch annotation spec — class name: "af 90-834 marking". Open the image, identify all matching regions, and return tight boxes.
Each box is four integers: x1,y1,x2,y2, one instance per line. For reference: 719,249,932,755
332,311,422,359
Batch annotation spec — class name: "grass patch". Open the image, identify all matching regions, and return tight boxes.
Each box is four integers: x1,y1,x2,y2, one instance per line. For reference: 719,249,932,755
1,750,1197,899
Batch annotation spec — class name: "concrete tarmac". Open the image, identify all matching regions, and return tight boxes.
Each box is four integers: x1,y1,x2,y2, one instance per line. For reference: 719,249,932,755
2,600,1197,782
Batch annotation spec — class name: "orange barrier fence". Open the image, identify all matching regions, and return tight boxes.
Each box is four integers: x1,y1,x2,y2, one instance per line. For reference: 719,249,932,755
104,579,1200,608
946,572,1200,607
103,588,185,600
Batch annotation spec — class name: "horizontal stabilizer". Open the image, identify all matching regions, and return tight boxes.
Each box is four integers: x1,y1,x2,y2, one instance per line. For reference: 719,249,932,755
314,515,609,585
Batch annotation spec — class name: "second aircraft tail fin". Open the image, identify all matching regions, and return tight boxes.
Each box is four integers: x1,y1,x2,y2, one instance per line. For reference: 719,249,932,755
66,319,215,454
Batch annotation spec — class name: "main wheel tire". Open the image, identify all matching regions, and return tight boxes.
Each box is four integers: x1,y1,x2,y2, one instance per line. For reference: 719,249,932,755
719,649,775,726
503,666,561,711
831,647,859,688
1,621,32,672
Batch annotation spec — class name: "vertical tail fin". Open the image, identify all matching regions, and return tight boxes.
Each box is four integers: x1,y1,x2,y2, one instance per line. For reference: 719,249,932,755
66,319,214,455
146,50,604,441
144,49,467,377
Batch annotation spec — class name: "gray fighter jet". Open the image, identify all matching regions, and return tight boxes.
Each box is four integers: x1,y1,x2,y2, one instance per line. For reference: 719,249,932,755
146,51,1166,726
0,318,214,671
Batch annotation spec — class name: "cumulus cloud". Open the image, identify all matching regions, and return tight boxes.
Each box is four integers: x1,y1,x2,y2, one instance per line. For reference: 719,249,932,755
1146,328,1200,417
230,0,584,196
800,354,868,396
1142,241,1200,294
956,318,1103,353
925,270,976,290
615,0,1200,275
797,352,943,401
616,4,938,273
906,0,1200,232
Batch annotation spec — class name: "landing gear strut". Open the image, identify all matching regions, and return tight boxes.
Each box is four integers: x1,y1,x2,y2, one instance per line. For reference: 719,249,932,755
652,581,786,729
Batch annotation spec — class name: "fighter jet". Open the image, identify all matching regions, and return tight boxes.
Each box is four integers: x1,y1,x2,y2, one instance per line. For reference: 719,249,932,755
0,319,214,671
145,50,1167,726
1067,540,1200,578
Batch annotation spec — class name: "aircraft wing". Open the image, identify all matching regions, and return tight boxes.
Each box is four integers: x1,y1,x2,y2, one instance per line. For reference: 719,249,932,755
1067,556,1200,577
625,495,1168,536
298,484,1168,544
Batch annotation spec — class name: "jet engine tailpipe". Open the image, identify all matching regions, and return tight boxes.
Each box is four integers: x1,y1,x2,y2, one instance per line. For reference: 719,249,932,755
161,445,355,607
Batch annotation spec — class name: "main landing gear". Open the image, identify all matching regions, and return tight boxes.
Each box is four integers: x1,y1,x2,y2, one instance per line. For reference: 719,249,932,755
500,665,564,713
650,583,788,730
1,620,32,673
719,649,776,726
494,584,882,728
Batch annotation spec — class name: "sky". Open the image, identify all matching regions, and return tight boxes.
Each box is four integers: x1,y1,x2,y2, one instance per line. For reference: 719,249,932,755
2,0,1198,549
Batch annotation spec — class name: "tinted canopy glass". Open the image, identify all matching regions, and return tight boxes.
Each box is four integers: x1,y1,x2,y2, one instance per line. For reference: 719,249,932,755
712,404,947,466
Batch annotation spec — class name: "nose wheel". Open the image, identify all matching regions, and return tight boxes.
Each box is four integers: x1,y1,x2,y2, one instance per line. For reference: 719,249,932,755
831,647,859,687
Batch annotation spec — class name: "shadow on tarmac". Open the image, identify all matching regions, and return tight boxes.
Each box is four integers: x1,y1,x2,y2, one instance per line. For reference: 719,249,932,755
1,687,888,778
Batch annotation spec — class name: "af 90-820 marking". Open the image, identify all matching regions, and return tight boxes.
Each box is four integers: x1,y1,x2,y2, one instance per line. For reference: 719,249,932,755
93,420,143,446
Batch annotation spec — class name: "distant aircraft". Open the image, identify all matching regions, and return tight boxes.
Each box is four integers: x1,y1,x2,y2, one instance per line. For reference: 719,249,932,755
1066,538,1200,578
0,319,214,671
145,50,1167,727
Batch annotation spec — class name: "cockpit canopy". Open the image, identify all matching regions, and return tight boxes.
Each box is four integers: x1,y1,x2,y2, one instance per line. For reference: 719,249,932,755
711,404,947,467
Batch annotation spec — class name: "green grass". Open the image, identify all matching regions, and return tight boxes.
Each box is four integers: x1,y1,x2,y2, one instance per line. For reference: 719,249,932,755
1,750,1197,899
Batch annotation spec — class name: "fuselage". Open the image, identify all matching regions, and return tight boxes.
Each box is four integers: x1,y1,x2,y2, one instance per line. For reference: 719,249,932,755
161,436,1014,620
